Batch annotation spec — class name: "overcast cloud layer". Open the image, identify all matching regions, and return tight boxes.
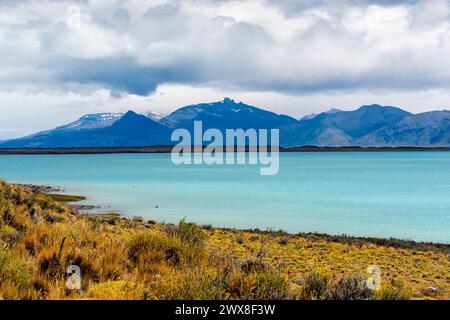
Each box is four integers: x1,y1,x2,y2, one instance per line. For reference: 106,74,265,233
1,0,450,138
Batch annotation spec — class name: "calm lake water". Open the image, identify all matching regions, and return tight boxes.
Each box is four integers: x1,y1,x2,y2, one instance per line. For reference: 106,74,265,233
0,152,449,243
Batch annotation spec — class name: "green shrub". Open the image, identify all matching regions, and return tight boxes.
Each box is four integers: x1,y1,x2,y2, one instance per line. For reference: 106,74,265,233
164,219,206,247
300,270,331,300
226,269,291,300
127,232,202,267
0,224,18,242
154,269,227,300
374,280,412,300
0,250,31,288
155,263,291,300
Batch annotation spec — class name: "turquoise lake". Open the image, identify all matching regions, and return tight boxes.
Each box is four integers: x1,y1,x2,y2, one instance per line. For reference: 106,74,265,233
0,152,449,243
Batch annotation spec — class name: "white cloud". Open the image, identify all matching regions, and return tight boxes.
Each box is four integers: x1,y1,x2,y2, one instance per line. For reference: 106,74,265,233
1,0,450,138
41,22,136,59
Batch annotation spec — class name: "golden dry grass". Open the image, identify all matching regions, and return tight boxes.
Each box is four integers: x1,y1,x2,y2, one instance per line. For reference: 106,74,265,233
206,229,449,299
0,180,448,300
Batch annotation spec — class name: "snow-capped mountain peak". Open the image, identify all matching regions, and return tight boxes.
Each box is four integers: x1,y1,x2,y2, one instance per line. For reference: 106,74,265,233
145,112,167,122
55,112,124,131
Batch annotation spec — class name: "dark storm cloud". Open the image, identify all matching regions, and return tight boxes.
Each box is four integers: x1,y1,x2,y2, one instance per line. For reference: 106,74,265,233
1,0,450,96
53,57,200,96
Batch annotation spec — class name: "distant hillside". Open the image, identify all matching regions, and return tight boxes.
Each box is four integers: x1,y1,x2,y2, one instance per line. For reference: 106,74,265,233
300,108,342,121
356,110,450,147
280,104,412,147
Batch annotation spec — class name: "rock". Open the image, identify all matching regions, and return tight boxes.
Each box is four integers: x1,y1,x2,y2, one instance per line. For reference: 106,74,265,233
423,286,439,296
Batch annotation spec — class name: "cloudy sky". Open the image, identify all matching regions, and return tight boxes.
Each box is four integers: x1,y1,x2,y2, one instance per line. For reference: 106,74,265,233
1,0,450,139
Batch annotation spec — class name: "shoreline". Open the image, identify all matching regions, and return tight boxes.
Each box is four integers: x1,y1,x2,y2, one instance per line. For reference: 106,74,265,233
2,180,449,299
1,145,450,155
90,214,450,251
40,184,450,250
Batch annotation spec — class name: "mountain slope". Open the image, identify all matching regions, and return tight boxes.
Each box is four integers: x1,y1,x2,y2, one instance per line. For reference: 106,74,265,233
326,105,411,138
356,110,450,147
102,110,172,145
53,111,165,131
0,111,172,148
280,104,412,147
300,108,342,121
54,113,124,131
160,98,298,131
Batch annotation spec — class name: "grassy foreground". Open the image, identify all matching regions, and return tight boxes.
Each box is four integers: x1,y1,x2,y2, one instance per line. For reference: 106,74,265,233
0,181,448,300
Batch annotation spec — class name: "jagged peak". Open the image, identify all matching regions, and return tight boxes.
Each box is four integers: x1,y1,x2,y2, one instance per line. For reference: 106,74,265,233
222,97,236,104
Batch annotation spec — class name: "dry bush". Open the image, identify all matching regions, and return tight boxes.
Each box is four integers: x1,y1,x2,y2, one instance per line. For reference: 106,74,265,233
153,268,226,300
225,268,291,300
164,218,206,247
325,275,373,300
0,250,31,289
299,270,331,300
374,280,412,300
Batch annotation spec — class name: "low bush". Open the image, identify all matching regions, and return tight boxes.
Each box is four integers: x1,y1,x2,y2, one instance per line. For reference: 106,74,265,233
374,280,412,300
164,219,206,247
226,268,291,300
127,232,202,268
326,275,373,300
299,270,331,300
0,250,31,288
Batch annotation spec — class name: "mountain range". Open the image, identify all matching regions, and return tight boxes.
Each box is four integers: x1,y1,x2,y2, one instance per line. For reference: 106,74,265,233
1,98,449,148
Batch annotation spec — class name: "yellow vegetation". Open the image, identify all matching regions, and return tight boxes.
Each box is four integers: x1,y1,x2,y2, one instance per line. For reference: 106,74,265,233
0,181,448,300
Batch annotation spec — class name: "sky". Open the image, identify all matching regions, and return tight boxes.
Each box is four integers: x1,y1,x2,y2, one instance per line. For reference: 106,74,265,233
1,0,450,139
